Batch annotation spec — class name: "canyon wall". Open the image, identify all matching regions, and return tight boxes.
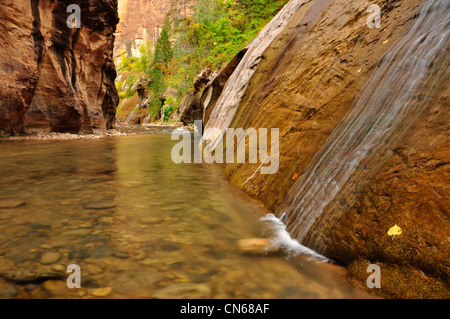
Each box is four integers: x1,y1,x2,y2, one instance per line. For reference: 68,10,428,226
0,0,119,134
206,0,449,298
116,0,171,58
115,0,189,59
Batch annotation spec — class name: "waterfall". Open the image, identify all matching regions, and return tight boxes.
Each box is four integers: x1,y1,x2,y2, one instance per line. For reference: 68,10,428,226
275,0,450,253
201,0,308,151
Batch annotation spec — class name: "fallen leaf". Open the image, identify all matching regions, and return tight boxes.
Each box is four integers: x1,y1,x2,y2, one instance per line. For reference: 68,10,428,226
383,39,389,44
388,224,402,239
292,173,298,180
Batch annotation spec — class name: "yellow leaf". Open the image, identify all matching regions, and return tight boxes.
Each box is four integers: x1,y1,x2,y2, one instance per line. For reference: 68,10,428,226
387,224,402,237
383,39,389,44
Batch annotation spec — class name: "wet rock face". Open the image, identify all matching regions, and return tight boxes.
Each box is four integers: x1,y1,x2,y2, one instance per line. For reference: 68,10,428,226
0,0,119,135
177,68,214,126
222,0,427,208
315,85,450,298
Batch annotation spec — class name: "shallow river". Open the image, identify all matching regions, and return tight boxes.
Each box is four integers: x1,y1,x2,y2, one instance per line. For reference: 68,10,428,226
0,131,373,299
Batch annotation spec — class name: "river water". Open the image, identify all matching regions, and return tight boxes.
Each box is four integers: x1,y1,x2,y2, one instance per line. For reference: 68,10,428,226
0,131,373,299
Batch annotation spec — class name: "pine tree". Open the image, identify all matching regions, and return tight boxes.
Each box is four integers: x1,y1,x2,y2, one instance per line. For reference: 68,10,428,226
154,15,173,69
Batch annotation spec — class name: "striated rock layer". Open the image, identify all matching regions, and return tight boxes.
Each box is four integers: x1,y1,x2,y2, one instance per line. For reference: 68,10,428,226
0,0,119,135
207,0,449,298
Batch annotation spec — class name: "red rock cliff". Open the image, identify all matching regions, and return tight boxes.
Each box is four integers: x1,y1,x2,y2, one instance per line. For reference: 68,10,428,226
0,0,119,134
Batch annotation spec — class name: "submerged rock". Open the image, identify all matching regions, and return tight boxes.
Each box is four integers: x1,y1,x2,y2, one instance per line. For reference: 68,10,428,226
0,284,18,299
113,272,163,298
237,238,279,256
42,280,68,297
152,283,212,299
0,270,65,283
139,216,164,225
91,246,119,259
82,202,116,210
40,252,62,265
91,287,113,297
68,248,91,260
0,200,25,209
50,265,66,272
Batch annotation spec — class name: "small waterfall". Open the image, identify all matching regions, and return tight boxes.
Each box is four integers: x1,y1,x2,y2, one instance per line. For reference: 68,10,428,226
201,0,308,151
275,0,450,253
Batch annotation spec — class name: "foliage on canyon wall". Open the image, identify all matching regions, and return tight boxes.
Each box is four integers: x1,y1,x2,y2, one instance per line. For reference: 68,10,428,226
116,0,288,122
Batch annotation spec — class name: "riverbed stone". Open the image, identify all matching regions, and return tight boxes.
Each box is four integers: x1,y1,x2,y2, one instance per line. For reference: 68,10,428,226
112,251,129,259
0,270,65,283
7,251,40,265
86,265,104,275
139,216,164,225
0,200,25,209
26,222,51,230
160,243,180,252
83,202,115,210
161,204,184,212
49,238,69,248
91,245,118,259
40,252,61,265
132,252,146,261
51,265,66,272
0,284,18,299
151,283,212,299
24,284,38,292
91,287,113,297
59,228,92,237
79,235,110,245
68,248,91,260
237,238,279,255
42,280,68,297
113,272,163,298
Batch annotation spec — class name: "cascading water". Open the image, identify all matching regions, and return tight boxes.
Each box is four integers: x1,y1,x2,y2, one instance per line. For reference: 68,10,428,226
273,0,450,253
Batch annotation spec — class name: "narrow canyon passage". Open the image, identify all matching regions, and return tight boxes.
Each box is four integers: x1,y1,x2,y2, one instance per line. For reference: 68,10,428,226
1,0,447,301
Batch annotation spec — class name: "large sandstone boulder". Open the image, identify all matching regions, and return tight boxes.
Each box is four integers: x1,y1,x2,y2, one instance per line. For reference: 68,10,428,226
175,48,248,126
177,68,214,125
211,0,449,298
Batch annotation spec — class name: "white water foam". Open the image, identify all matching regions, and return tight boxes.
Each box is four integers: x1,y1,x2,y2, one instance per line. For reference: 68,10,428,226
260,214,330,262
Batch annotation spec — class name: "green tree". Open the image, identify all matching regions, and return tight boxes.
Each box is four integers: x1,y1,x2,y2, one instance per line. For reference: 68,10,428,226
154,15,174,69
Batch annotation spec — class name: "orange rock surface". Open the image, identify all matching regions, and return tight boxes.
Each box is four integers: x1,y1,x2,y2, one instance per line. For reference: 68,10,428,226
216,0,449,298
0,0,119,134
